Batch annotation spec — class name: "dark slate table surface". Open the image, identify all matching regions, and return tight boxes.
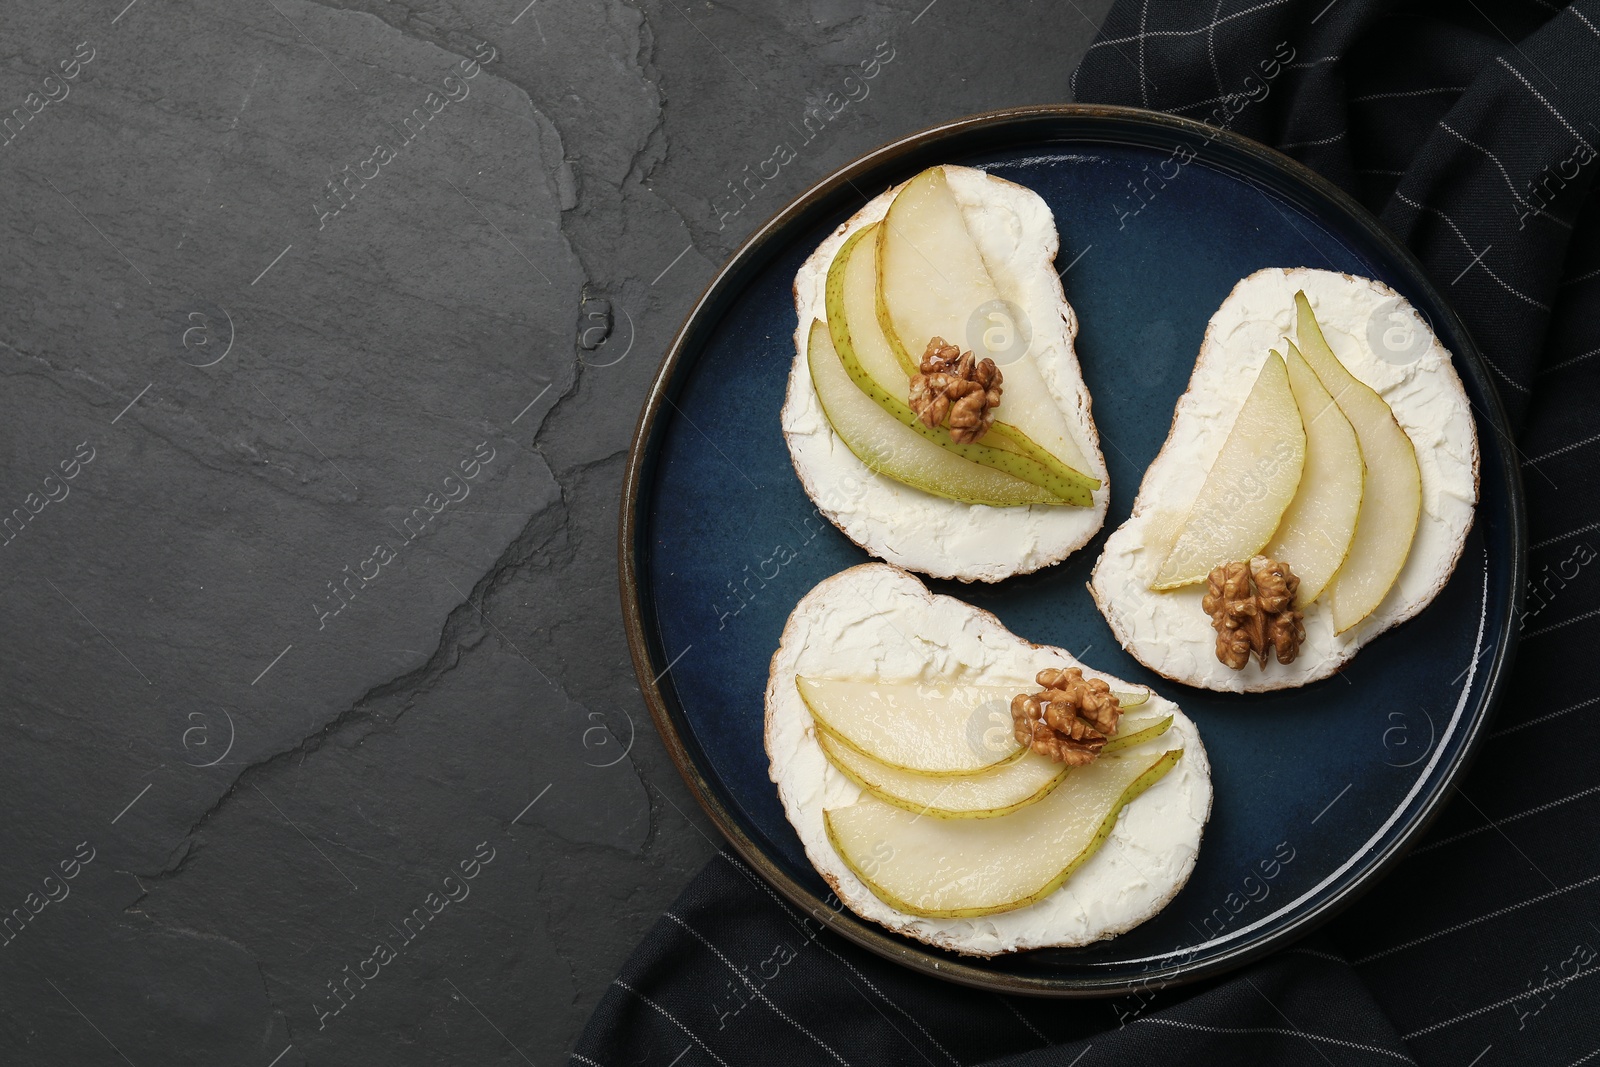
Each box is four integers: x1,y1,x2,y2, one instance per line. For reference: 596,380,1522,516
0,1,1112,1061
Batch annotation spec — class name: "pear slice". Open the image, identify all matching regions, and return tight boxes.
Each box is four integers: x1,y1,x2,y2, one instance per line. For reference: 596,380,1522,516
1266,343,1365,607
797,676,1149,777
1152,351,1306,589
806,320,1060,506
822,234,1092,504
819,712,1174,820
1102,711,1173,754
820,733,1064,819
832,223,1073,483
1293,292,1423,632
798,676,1025,775
826,224,909,414
826,748,1183,917
874,166,1097,488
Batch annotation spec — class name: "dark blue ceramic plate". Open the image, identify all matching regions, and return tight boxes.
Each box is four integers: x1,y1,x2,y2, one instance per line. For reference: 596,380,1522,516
620,106,1524,995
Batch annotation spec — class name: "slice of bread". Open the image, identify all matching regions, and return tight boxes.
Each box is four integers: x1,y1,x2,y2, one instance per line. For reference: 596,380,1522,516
782,165,1109,583
766,563,1211,956
1091,268,1480,692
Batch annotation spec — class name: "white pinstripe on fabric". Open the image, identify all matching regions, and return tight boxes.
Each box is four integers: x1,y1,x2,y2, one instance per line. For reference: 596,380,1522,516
1391,191,1550,326
1355,871,1600,963
1531,522,1600,550
1491,693,1600,736
664,911,852,1065
1284,947,1351,963
1525,429,1600,465
995,995,1050,1046
718,853,962,1066
1411,782,1600,852
1400,963,1600,1039
1138,1017,1416,1061
1437,121,1574,229
1568,1043,1600,1067
1088,0,1292,49
1541,347,1600,374
1495,55,1594,151
1279,130,1348,148
1522,605,1600,639
1167,91,1246,113
1351,86,1469,101
612,979,732,1067
1560,264,1600,286
1138,0,1151,107
1206,0,1226,94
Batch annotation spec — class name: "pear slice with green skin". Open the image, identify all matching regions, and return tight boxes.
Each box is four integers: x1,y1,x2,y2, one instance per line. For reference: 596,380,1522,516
825,748,1183,918
806,320,1060,507
1101,711,1173,754
826,225,911,417
1293,291,1423,632
1266,342,1366,608
819,713,1174,820
872,166,1099,492
799,676,1026,776
830,224,1077,476
823,231,1093,505
1152,350,1307,590
820,732,1063,820
797,676,1149,777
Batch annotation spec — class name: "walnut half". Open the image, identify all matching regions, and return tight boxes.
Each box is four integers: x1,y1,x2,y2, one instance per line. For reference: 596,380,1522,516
1201,556,1306,670
1010,667,1123,765
908,337,1003,444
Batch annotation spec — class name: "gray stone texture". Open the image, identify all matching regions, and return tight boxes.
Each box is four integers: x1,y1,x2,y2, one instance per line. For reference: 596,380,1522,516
0,0,1110,1061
